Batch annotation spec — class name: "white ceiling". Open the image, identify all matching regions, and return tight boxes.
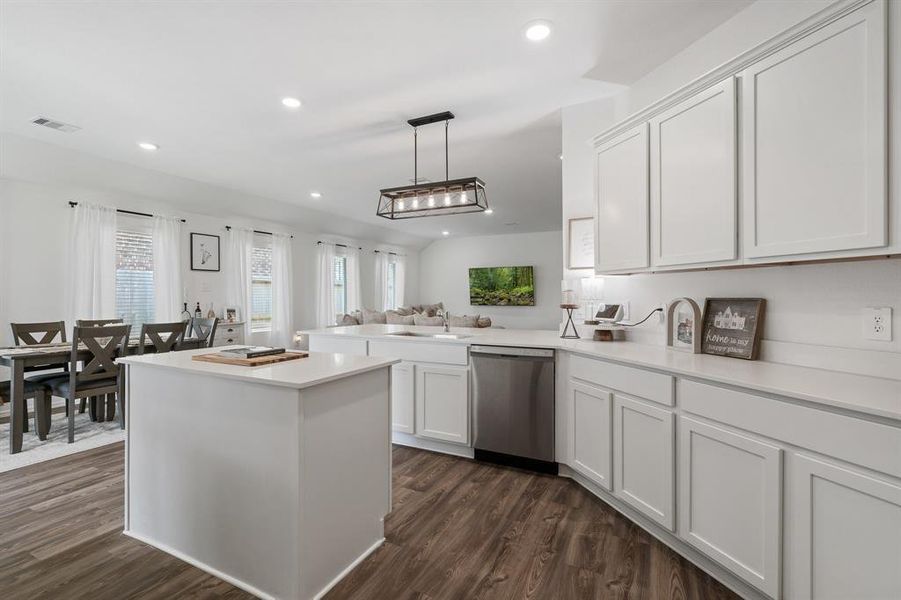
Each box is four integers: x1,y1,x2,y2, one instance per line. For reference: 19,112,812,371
0,0,751,246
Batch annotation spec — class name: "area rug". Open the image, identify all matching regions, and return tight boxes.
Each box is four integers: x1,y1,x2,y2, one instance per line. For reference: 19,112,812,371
0,399,125,472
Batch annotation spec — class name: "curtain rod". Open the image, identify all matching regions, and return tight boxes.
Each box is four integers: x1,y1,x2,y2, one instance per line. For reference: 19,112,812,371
68,201,185,223
317,240,362,250
226,225,293,239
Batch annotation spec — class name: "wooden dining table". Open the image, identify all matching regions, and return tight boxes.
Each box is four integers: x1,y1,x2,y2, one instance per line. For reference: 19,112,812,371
1,338,204,454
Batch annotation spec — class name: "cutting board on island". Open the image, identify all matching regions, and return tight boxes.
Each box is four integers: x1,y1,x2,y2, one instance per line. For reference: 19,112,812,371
192,351,309,367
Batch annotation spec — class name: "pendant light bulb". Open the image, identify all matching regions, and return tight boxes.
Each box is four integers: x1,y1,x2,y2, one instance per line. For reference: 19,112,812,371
412,197,419,209
444,193,451,206
398,199,405,211
460,191,468,204
428,194,435,207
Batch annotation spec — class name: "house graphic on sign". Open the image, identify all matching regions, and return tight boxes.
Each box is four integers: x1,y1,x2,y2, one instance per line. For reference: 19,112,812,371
713,307,746,330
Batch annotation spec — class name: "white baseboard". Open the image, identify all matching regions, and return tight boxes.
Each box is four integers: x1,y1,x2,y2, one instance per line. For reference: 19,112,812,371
123,529,278,600
392,431,475,458
312,537,385,600
124,529,385,600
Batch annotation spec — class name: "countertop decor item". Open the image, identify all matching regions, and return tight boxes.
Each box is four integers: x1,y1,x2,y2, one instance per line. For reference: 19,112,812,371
666,297,702,353
224,307,238,323
701,298,766,360
377,111,489,219
190,232,220,271
568,217,594,270
560,303,580,339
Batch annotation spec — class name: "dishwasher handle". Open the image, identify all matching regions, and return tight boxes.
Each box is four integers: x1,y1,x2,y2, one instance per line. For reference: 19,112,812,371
471,345,555,359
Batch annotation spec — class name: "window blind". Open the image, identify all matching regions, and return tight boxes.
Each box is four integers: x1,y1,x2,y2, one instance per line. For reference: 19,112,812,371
251,244,273,330
116,229,154,330
333,256,347,315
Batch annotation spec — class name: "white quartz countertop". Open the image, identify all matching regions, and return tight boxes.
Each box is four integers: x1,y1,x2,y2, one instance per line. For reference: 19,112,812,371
119,347,399,390
303,325,901,422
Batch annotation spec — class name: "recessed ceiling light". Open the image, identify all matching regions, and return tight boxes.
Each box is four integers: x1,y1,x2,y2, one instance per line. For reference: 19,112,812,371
558,153,563,160
441,231,450,236
310,191,322,199
525,20,552,42
485,209,494,215
282,97,302,109
138,142,158,151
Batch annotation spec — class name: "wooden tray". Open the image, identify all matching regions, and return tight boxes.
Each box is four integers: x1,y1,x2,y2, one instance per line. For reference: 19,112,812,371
192,351,308,367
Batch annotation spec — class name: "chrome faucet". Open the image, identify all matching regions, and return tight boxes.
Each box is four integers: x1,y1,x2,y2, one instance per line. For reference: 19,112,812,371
443,311,451,332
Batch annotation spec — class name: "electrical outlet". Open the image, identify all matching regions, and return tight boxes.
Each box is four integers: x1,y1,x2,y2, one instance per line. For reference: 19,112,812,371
863,307,892,341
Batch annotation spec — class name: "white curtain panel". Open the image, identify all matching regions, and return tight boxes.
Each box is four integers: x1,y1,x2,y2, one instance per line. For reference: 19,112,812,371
66,203,117,326
315,242,337,327
393,254,406,308
345,246,362,314
224,227,254,338
270,233,294,347
373,251,390,311
152,215,183,322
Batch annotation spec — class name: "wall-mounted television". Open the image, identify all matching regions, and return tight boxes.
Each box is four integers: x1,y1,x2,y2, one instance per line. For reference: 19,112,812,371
468,266,535,306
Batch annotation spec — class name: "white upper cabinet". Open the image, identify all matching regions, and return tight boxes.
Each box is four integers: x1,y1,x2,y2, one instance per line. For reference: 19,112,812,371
594,124,649,273
741,1,887,260
650,78,737,267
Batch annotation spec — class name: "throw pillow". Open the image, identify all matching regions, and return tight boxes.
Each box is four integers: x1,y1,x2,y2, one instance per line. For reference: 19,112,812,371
449,314,479,328
413,314,444,326
362,308,387,324
386,311,415,325
420,302,445,317
338,313,360,326
476,316,492,328
394,306,414,316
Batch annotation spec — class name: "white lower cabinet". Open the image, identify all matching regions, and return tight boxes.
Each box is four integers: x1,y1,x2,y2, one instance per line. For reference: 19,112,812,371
415,364,469,445
678,416,782,598
788,453,901,600
390,363,415,434
570,380,613,491
613,394,674,530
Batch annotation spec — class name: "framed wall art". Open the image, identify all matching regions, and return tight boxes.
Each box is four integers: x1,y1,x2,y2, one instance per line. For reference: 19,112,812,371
567,217,594,270
701,298,766,360
666,297,702,353
190,233,220,271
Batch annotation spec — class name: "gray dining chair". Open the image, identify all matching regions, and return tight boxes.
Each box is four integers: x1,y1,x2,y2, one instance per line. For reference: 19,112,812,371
43,324,131,443
9,321,68,437
75,318,124,327
138,322,186,355
186,317,218,348
0,380,51,441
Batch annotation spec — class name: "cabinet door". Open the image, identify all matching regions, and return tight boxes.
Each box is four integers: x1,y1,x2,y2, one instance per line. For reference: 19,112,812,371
613,394,674,530
789,453,901,600
650,78,736,267
741,1,886,259
679,417,782,598
391,363,414,434
570,380,613,490
415,364,469,445
594,124,649,273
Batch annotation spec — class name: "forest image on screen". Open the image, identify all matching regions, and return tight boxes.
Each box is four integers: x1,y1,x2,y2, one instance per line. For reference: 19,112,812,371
469,266,535,306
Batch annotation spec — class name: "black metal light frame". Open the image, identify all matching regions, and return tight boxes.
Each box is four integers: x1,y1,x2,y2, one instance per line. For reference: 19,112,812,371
377,111,488,220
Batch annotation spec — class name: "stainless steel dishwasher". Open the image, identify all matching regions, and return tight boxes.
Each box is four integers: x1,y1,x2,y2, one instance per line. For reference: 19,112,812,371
471,345,556,474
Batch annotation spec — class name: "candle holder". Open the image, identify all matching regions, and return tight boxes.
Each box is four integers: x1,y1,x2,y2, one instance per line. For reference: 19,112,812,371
560,303,580,339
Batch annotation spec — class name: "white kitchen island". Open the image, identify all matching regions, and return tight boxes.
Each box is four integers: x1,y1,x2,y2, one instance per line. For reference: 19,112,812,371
118,348,399,600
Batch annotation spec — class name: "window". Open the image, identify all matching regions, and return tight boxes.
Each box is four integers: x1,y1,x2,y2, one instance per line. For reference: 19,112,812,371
251,237,272,331
386,261,397,310
333,255,347,315
116,223,154,332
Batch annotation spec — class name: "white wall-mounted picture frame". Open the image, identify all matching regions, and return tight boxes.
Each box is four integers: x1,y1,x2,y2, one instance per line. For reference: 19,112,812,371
567,216,594,270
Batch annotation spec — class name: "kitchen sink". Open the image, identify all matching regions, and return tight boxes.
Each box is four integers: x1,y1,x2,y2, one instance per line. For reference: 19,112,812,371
385,332,472,340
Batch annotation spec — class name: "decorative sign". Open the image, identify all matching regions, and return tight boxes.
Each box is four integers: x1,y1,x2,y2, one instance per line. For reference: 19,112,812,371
701,298,766,360
666,297,702,353
567,217,594,270
191,233,220,272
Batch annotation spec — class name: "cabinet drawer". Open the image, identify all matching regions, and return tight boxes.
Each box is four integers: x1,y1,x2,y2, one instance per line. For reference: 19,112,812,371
570,354,673,406
680,379,901,479
369,339,468,366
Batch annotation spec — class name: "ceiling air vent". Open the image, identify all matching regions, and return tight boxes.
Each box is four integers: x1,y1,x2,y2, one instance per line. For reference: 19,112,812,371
31,116,81,133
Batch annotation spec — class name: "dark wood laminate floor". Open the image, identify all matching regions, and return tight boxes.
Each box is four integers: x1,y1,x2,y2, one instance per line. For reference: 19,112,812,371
1,443,738,600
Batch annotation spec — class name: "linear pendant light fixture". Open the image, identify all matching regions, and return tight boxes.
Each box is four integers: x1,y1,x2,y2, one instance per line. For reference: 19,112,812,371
377,111,488,219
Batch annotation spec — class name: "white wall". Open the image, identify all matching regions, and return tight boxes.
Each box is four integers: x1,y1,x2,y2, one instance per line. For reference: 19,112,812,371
418,231,562,330
560,0,901,377
0,177,420,350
